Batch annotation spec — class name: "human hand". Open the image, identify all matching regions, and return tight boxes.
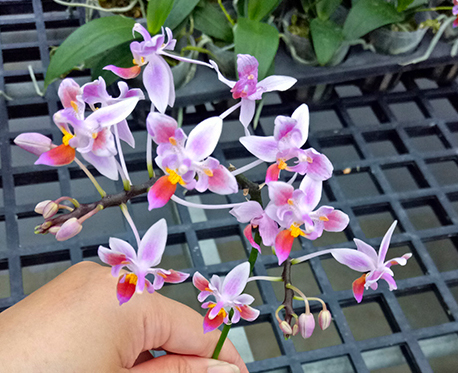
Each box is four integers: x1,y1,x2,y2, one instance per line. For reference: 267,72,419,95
0,261,247,373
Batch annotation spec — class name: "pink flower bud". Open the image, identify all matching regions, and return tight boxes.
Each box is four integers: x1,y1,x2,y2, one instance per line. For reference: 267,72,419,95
55,218,82,241
48,226,60,235
42,201,59,219
14,133,53,156
35,200,52,214
318,310,332,330
279,320,293,335
299,313,315,339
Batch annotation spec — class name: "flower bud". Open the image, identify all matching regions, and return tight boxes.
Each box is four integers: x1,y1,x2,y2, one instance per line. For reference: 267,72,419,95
14,133,53,156
55,218,82,241
35,200,52,214
299,313,315,339
292,323,299,336
278,320,293,335
42,201,59,219
318,310,332,331
48,226,60,235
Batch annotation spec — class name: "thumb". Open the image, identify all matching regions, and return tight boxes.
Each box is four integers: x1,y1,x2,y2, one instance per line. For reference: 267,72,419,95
130,354,241,373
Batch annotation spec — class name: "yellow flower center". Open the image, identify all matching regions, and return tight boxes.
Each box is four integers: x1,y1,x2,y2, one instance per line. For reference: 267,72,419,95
319,216,329,222
125,273,138,285
92,132,98,139
208,303,228,318
70,100,78,112
133,56,145,65
166,168,186,186
248,74,254,80
306,156,313,163
287,199,294,206
290,224,306,238
204,168,213,177
61,129,74,146
278,159,287,170
169,137,177,146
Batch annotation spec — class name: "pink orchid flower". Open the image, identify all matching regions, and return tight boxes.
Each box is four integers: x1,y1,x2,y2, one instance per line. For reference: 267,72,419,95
82,77,144,148
210,54,297,129
229,201,279,252
266,176,349,264
331,221,411,303
240,104,333,183
98,218,189,305
104,24,210,113
453,1,458,28
193,262,260,333
146,112,237,209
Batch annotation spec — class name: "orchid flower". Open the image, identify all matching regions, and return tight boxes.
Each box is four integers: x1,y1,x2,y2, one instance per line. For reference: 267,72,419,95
239,104,333,183
266,176,349,264
331,221,411,303
210,54,297,130
104,24,210,113
82,77,144,148
15,78,86,167
146,112,237,209
98,218,189,305
51,94,139,180
229,201,279,252
193,262,260,333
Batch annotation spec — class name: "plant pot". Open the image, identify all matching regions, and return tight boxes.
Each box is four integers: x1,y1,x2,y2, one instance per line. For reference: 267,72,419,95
281,10,349,67
369,13,430,55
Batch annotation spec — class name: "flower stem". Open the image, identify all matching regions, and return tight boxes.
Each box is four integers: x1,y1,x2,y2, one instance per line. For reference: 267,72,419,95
212,309,234,359
248,230,261,274
170,195,245,210
120,203,141,248
146,134,154,179
217,0,235,27
220,102,242,120
113,124,131,189
73,157,106,198
230,159,264,176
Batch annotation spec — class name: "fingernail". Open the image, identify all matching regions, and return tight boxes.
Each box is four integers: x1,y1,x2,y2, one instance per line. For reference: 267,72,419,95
207,361,240,373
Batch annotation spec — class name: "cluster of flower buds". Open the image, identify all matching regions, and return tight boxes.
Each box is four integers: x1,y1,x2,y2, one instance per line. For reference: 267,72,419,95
34,197,102,241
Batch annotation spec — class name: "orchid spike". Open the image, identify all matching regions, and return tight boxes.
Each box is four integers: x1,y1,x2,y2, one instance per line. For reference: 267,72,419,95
229,201,279,252
98,219,189,305
240,104,333,183
210,54,297,129
193,262,260,333
331,221,411,303
146,113,237,209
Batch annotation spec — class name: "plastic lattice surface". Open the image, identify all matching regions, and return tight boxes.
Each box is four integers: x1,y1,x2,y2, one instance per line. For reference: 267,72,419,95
0,1,458,372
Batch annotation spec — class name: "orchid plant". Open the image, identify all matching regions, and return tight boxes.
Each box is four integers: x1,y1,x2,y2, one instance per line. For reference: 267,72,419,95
16,23,412,361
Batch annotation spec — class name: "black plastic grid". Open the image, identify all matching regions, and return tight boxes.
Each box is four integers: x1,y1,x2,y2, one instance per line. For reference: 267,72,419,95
1,1,458,372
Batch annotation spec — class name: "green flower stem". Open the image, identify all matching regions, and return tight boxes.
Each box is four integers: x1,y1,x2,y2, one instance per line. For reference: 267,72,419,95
73,157,106,198
217,0,235,27
212,309,234,359
248,230,261,274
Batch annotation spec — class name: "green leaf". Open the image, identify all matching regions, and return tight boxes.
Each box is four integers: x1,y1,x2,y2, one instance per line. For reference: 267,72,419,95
310,18,343,65
86,41,135,87
316,0,342,21
164,0,200,30
396,0,415,12
44,16,135,90
247,0,281,22
193,2,233,42
235,0,247,17
343,0,404,40
234,17,279,80
147,0,174,35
